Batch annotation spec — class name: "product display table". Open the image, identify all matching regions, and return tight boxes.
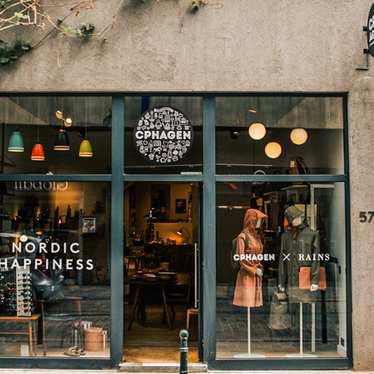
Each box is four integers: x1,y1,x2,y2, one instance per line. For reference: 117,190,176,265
0,314,41,356
127,276,174,331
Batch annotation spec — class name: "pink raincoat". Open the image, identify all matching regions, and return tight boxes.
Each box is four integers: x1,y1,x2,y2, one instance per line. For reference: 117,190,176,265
233,209,267,308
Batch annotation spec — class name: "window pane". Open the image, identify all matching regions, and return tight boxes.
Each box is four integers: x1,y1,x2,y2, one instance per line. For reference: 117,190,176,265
0,96,111,174
125,96,202,174
216,97,343,174
216,182,347,359
0,182,111,358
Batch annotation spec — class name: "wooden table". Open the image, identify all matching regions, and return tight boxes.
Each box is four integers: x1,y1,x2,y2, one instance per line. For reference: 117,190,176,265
127,277,174,331
0,314,41,356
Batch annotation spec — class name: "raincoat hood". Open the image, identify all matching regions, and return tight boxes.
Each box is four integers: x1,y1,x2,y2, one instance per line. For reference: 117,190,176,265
284,205,304,223
243,208,267,231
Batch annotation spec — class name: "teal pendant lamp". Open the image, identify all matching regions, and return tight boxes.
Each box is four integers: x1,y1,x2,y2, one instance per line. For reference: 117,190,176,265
8,130,24,152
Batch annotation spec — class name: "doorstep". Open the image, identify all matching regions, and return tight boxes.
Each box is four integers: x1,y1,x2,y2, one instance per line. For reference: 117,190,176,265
119,362,208,372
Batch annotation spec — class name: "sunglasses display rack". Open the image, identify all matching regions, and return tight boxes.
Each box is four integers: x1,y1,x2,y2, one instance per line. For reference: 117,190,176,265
0,271,5,311
16,267,32,317
0,266,17,315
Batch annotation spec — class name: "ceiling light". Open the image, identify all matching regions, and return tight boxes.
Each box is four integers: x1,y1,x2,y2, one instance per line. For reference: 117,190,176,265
79,139,93,157
54,129,70,151
55,111,64,120
248,122,266,140
230,129,240,139
31,143,45,161
290,128,308,145
8,130,24,152
64,118,73,127
265,142,282,159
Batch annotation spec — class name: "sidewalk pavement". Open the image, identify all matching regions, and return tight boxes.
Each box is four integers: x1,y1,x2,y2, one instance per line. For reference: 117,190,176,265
0,371,374,374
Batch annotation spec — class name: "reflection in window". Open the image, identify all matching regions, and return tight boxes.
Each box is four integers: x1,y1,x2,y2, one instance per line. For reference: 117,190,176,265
216,97,343,174
216,182,347,359
0,97,111,174
0,182,110,358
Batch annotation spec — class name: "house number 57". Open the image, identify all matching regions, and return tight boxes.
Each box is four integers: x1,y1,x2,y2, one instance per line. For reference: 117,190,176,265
359,211,374,223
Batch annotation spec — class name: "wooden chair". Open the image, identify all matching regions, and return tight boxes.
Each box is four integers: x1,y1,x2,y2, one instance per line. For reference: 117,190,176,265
165,273,191,326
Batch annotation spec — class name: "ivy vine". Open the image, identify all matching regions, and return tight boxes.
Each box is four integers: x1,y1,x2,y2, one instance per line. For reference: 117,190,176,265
0,0,218,69
0,39,31,66
190,0,208,12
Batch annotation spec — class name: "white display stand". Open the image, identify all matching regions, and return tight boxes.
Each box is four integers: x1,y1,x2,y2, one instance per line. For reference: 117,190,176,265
234,307,266,358
286,302,317,357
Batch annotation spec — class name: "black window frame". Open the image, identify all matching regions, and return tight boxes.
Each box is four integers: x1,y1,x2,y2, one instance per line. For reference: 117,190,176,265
0,92,351,370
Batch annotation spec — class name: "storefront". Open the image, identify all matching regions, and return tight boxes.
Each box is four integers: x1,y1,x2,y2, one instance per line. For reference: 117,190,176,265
3,0,374,371
0,94,352,370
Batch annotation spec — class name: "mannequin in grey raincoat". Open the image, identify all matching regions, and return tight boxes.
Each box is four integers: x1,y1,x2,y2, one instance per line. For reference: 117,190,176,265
278,205,322,303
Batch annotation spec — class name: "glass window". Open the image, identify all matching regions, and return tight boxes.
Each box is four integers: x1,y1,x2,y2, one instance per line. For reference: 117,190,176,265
0,96,111,174
0,182,111,358
216,182,347,359
216,97,343,174
125,96,202,174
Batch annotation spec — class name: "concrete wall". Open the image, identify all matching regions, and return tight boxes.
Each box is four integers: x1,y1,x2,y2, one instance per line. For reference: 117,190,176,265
349,77,374,371
2,0,374,370
0,0,373,92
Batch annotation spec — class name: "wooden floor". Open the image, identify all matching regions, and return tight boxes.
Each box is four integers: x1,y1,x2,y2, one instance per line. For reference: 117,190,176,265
123,303,199,363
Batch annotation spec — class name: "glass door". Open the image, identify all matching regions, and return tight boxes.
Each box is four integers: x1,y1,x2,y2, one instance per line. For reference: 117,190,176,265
123,181,201,363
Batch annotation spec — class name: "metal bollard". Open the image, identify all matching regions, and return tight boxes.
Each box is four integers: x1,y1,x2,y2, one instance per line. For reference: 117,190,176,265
179,329,189,374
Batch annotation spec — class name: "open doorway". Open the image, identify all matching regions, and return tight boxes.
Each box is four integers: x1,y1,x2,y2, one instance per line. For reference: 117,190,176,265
123,182,200,363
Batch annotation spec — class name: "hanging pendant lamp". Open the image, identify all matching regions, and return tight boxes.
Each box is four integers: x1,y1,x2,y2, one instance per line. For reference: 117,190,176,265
31,125,45,161
290,128,308,145
79,121,93,158
31,143,45,161
79,139,93,157
248,122,266,140
8,130,24,152
265,142,282,159
54,128,70,151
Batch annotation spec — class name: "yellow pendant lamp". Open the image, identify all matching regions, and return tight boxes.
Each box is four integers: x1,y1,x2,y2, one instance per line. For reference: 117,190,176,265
79,139,93,157
79,124,93,158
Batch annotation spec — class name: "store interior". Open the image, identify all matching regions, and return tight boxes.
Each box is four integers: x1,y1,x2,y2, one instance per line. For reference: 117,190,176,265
0,182,111,358
123,182,200,363
216,181,347,359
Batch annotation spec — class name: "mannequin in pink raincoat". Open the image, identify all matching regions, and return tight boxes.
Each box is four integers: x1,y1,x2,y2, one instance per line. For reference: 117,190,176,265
233,209,267,308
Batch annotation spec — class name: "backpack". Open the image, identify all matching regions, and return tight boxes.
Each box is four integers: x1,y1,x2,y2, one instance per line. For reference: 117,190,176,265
231,231,250,271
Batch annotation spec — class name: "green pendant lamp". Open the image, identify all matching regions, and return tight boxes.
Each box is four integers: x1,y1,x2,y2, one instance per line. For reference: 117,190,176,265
8,130,24,152
54,128,70,151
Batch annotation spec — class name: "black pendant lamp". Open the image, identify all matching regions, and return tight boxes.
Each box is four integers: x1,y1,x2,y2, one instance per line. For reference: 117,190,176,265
54,128,70,151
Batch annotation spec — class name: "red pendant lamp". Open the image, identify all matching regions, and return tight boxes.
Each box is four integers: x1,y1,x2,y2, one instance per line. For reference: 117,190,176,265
31,126,45,161
31,143,45,161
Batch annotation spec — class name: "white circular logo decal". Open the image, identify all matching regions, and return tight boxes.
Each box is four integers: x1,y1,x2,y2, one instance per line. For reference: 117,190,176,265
134,107,193,164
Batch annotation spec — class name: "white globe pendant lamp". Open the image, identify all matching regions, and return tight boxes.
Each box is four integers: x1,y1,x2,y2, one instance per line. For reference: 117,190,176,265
265,142,282,159
290,128,308,145
248,122,266,140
